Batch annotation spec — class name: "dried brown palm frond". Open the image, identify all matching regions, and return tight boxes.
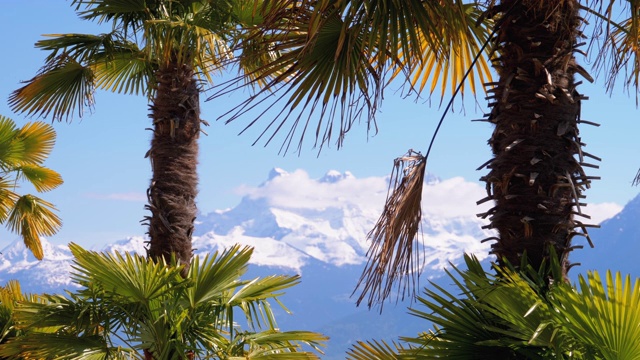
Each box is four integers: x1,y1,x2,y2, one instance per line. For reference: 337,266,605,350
353,150,426,310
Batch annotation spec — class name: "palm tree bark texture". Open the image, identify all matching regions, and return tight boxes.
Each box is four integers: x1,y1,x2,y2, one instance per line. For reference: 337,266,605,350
145,58,200,277
478,0,597,277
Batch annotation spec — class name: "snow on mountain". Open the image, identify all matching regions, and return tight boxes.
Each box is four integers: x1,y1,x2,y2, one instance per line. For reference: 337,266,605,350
198,169,496,270
0,238,74,291
0,168,629,359
0,168,497,293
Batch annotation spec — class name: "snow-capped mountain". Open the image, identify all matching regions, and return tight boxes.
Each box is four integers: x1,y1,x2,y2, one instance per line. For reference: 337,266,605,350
0,168,627,358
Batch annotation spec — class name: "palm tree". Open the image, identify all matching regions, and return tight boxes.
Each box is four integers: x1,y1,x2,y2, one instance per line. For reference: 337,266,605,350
0,115,62,260
0,244,326,359
348,0,640,307
9,0,493,276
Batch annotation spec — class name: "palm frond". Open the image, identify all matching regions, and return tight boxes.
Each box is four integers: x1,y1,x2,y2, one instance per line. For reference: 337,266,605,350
239,329,328,358
0,117,21,169
0,332,133,360
92,50,154,96
72,0,150,30
551,270,640,359
6,195,61,260
9,55,95,121
187,245,252,306
229,275,301,330
346,339,402,360
591,0,640,96
212,0,492,154
396,2,493,101
68,243,184,301
143,18,232,80
14,121,57,165
211,0,386,154
353,150,426,310
15,165,63,193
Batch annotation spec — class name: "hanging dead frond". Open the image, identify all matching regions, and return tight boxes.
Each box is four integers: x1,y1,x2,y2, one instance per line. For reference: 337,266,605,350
353,150,426,310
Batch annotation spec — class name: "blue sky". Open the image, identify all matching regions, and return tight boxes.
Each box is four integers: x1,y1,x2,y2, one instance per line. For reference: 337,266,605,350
0,1,638,248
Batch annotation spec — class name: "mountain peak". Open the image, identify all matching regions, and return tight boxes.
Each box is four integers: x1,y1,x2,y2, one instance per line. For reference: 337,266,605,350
319,170,354,183
267,168,290,181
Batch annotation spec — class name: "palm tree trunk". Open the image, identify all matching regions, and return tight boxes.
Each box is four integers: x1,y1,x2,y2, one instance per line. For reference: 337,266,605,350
480,0,594,276
146,59,200,276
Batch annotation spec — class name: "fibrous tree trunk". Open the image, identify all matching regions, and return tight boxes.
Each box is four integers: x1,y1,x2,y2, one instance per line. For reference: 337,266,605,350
145,59,200,277
478,0,598,277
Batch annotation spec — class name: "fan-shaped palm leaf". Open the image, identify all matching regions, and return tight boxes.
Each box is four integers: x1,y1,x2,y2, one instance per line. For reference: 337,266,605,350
14,121,57,165
6,195,61,260
9,56,95,121
551,270,640,359
187,245,253,306
398,2,492,101
69,243,185,302
143,18,232,77
16,165,63,192
72,0,150,29
213,0,493,154
92,50,154,96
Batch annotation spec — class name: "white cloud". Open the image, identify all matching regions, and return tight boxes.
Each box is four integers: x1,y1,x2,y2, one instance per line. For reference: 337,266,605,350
231,169,623,266
84,192,146,202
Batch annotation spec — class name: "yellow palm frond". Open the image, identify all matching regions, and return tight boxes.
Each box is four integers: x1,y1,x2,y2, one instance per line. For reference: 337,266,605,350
7,195,62,260
395,2,493,101
0,179,20,224
15,121,57,165
16,165,63,193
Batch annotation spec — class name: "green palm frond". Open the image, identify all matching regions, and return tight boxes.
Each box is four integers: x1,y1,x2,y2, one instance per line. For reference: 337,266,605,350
225,329,327,359
7,195,62,260
14,121,57,165
214,0,493,154
551,271,640,359
143,18,232,77
72,0,150,29
0,116,21,168
187,245,252,306
216,2,382,154
15,164,63,192
9,55,95,121
69,243,185,302
92,50,154,96
36,32,127,63
229,275,301,330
